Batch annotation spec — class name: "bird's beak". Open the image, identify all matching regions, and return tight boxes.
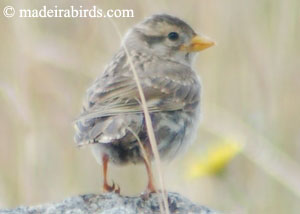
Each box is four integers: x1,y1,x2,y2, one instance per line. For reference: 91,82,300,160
180,35,215,52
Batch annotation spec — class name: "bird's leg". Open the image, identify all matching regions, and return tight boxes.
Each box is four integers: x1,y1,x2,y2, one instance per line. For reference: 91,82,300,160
140,156,156,200
102,154,120,193
140,143,157,200
144,158,156,193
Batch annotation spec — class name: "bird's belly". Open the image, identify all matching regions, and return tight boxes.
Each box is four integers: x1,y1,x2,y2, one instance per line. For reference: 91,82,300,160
151,110,199,160
92,109,200,165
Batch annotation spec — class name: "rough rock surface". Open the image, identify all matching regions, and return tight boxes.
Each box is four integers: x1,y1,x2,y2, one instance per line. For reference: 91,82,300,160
0,192,218,214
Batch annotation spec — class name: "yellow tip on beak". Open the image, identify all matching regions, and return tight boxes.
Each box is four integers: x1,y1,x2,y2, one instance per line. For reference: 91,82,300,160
180,35,215,52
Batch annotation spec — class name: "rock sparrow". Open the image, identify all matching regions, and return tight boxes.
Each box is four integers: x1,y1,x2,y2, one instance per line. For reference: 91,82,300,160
74,14,214,193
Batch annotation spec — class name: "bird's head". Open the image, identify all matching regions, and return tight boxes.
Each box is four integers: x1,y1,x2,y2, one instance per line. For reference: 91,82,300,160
123,14,215,65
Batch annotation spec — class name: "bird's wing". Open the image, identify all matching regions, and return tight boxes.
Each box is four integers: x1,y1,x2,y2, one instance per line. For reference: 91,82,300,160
76,53,200,122
74,51,200,145
76,85,181,122
76,75,199,123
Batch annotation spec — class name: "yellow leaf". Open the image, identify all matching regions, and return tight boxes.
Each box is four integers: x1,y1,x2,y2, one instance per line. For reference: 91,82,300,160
186,138,243,179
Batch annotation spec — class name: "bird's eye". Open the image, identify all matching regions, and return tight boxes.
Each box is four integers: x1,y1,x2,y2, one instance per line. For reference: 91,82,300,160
167,32,179,41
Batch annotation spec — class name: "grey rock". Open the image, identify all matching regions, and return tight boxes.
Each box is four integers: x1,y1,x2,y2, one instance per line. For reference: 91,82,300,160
0,192,218,214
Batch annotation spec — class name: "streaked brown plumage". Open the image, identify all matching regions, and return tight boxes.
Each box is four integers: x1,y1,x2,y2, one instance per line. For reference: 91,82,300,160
74,14,214,193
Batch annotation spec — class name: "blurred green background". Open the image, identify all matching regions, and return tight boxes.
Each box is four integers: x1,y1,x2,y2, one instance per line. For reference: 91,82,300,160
0,0,300,213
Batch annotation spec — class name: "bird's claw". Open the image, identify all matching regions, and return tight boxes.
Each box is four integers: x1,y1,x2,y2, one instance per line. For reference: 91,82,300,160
141,188,156,200
103,180,121,194
115,183,121,194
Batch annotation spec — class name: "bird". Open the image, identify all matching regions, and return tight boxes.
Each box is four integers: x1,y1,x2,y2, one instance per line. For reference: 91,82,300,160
74,14,214,194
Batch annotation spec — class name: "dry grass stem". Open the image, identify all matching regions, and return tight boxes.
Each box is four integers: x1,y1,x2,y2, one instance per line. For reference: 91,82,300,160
109,19,170,214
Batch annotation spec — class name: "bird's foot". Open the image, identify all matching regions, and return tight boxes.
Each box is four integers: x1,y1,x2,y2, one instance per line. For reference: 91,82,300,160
103,181,120,194
140,187,156,200
141,188,170,200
